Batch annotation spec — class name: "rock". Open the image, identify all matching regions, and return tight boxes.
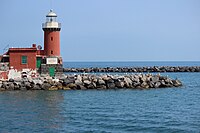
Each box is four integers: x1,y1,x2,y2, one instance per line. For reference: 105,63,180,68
75,79,83,85
107,82,115,89
133,82,141,88
172,80,182,87
141,82,149,89
149,81,154,88
124,77,133,88
77,85,87,90
106,79,114,83
48,86,58,91
83,80,91,85
0,73,183,91
154,82,161,88
14,83,20,90
67,83,77,90
97,85,107,90
132,76,140,83
63,87,71,90
41,83,51,90
55,82,63,90
8,83,15,90
0,88,6,91
97,79,106,85
76,75,82,81
9,78,14,82
32,84,42,90
87,82,96,89
32,79,43,85
151,76,159,83
24,82,32,90
63,78,74,84
115,80,124,88
52,78,59,82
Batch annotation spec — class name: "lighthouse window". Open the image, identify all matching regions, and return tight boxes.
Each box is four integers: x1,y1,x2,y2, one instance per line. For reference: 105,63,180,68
21,56,27,64
51,37,53,41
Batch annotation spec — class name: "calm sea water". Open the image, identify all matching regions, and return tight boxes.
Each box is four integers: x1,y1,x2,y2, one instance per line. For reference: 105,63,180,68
0,62,200,133
63,61,200,68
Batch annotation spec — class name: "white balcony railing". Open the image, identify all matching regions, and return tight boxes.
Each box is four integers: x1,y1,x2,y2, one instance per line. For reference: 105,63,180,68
42,22,61,29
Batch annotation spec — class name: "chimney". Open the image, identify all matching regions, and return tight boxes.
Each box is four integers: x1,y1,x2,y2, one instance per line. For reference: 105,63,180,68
32,44,36,48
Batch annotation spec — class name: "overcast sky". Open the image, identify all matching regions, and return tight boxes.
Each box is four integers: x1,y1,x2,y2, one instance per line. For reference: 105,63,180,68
0,0,200,61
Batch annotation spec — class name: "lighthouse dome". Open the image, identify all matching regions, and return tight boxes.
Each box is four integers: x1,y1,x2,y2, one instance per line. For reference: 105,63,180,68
46,10,57,17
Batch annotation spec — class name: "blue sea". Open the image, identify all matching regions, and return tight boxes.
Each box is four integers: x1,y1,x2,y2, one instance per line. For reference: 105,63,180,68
0,62,200,133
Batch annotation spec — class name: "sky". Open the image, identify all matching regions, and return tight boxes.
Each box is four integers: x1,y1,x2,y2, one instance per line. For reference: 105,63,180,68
0,0,200,61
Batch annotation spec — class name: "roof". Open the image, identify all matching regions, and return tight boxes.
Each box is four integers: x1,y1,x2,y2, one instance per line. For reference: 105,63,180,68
8,47,37,52
46,10,57,17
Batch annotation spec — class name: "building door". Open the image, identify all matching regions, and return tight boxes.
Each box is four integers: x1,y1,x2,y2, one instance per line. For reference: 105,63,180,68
49,67,55,77
36,57,42,68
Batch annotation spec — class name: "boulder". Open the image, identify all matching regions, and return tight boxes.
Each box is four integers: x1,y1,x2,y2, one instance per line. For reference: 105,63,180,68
0,88,6,91
97,79,106,85
32,84,42,90
41,83,51,90
32,79,43,86
151,76,159,83
87,82,96,89
124,77,133,88
141,82,149,89
154,82,161,88
63,78,74,85
63,87,71,90
75,79,83,85
107,82,115,89
14,83,20,90
83,80,91,85
77,85,87,90
172,80,182,87
9,78,15,82
67,83,77,90
55,82,63,90
48,86,58,91
115,80,124,88
24,82,32,90
97,85,107,90
76,75,82,81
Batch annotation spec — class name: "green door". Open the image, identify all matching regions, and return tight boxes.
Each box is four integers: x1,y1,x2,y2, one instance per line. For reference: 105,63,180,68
36,57,42,68
49,67,55,77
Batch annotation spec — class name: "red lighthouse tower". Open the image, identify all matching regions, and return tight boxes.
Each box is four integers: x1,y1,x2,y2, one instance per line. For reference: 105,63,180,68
42,10,61,56
40,10,63,76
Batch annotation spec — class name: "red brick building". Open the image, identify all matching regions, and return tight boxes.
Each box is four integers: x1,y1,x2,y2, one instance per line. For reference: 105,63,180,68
0,10,63,77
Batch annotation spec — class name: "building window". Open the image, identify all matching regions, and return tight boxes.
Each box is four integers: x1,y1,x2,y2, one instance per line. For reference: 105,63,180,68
51,37,53,41
21,56,27,64
51,50,53,54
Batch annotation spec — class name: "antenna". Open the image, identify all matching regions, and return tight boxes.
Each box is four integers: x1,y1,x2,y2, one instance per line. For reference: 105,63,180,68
3,44,9,54
51,0,53,10
37,45,42,50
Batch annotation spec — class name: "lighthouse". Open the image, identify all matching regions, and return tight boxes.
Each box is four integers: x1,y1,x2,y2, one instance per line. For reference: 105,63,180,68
0,9,63,79
42,10,61,56
40,10,63,76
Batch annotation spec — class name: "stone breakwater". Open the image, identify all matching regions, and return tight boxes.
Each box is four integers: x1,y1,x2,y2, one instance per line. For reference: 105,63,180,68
63,66,200,73
0,74,182,91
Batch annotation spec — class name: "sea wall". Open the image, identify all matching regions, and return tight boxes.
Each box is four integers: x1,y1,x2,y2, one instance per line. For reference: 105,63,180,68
0,74,182,91
63,66,200,73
